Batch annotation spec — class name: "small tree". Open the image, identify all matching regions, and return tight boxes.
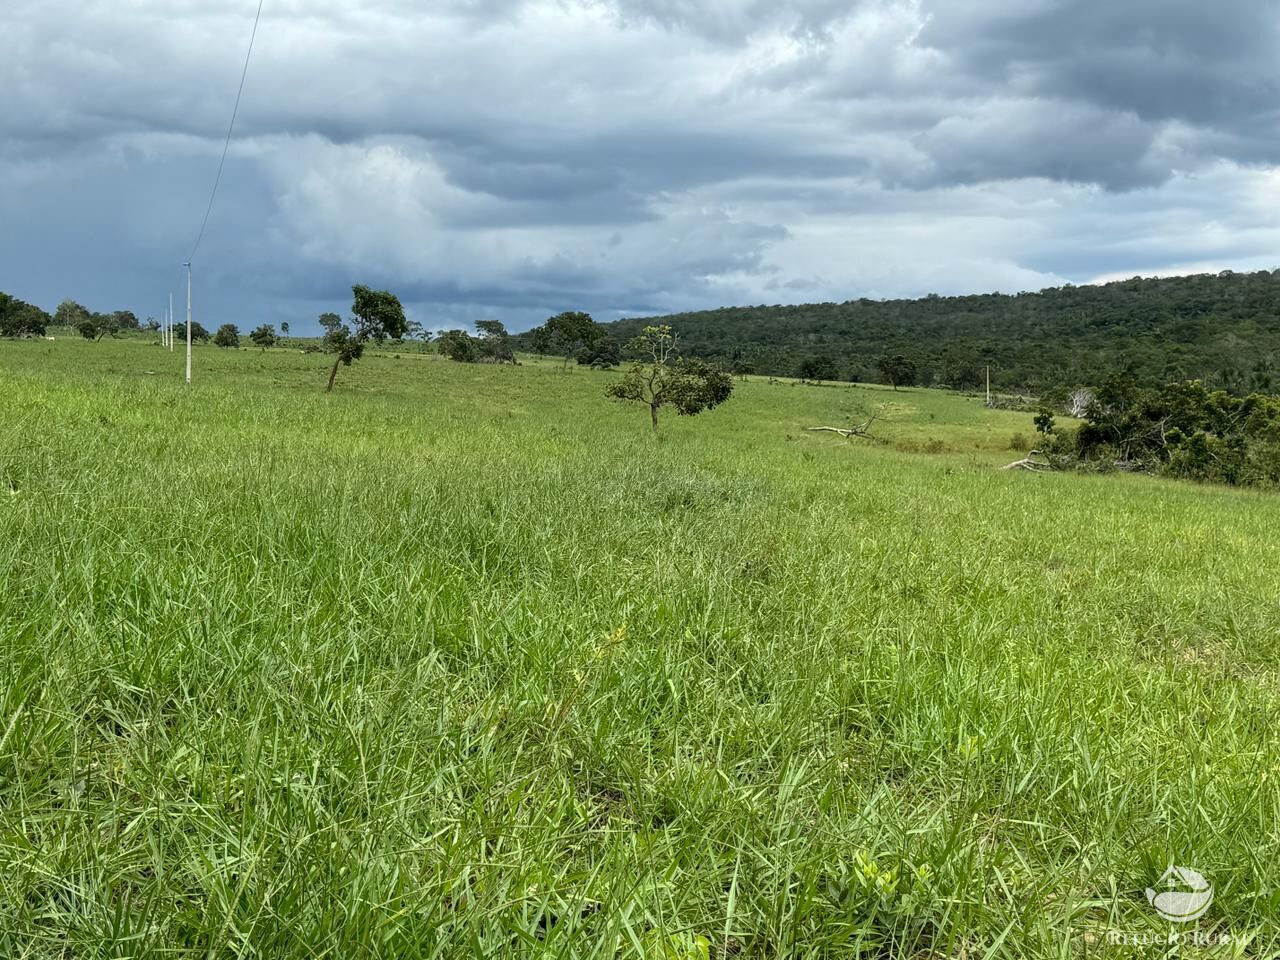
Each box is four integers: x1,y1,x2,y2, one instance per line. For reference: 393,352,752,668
281,321,290,339
532,311,604,370
877,354,917,390
249,324,277,350
213,324,240,348
797,355,839,382
112,310,140,331
76,312,120,341
54,299,91,331
319,312,342,335
1033,407,1056,434
577,339,621,368
436,329,479,363
475,319,515,363
606,325,733,432
324,285,408,391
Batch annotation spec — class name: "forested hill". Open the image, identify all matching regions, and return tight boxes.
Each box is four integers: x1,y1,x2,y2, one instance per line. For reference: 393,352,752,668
596,270,1280,394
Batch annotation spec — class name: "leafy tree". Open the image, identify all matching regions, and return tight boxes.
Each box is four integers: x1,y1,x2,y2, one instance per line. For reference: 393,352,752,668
404,320,425,341
578,339,621,369
606,325,733,432
69,309,143,341
532,311,604,370
144,317,161,332
1033,408,1056,434
939,348,985,390
249,324,277,350
281,322,290,338
213,324,240,348
185,321,211,343
319,312,343,335
530,325,551,356
324,285,408,391
54,299,91,331
0,292,50,337
436,329,479,363
797,355,839,382
475,319,515,363
877,355,918,390
77,313,119,341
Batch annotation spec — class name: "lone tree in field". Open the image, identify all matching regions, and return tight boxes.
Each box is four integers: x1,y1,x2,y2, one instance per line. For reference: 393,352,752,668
214,324,240,348
319,312,343,335
606,324,733,432
76,312,120,341
797,354,839,383
324,285,408,391
280,321,290,338
531,311,604,370
877,354,918,390
475,319,515,363
249,324,277,350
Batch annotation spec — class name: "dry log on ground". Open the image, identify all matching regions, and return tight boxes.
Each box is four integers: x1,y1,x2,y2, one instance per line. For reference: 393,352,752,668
806,416,882,442
1002,450,1052,471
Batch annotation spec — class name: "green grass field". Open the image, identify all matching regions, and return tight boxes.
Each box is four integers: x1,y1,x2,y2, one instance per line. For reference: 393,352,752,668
2,337,1278,957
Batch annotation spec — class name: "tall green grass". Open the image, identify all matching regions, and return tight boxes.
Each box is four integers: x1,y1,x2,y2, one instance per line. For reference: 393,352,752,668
1,338,1277,957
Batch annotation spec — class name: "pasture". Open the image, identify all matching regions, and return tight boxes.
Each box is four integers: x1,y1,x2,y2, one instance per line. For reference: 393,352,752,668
1,337,1277,957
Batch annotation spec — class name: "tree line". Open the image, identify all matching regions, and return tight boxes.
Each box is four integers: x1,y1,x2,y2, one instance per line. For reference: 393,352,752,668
594,269,1280,396
0,295,147,340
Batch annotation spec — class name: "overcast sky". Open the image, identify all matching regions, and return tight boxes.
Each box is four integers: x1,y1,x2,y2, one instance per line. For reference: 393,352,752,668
4,0,1279,333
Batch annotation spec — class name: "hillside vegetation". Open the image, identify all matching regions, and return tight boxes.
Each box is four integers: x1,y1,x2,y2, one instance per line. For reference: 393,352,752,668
585,270,1280,394
1,338,1278,956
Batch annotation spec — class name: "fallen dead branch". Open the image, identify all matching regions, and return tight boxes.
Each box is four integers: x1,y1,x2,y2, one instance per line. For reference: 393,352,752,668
1002,449,1053,472
806,415,882,442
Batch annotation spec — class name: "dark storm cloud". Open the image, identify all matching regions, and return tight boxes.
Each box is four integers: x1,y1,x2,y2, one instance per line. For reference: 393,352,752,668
3,0,1279,332
921,1,1280,126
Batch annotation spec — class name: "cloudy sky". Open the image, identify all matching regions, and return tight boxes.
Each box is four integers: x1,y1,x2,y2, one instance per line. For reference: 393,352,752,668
4,0,1279,333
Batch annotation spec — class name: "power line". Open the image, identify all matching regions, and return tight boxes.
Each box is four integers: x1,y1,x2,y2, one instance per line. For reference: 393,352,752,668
187,0,266,265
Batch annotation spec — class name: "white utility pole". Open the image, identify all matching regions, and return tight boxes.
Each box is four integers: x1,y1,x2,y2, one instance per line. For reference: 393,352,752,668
185,263,193,385
169,293,175,350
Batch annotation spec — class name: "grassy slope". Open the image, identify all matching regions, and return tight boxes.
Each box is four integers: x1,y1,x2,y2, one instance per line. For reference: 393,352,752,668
1,338,1278,957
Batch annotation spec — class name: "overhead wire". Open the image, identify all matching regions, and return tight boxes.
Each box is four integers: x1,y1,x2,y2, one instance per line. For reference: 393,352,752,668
186,0,266,265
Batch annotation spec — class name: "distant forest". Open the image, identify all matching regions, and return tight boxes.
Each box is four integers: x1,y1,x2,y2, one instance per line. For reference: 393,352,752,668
583,270,1280,396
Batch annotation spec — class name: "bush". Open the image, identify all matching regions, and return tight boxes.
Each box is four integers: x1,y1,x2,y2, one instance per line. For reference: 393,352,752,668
213,324,240,349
